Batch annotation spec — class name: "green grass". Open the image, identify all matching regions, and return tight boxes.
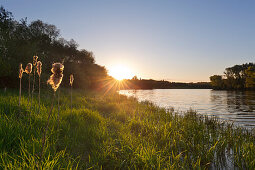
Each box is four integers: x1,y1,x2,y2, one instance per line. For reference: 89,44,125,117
0,88,255,169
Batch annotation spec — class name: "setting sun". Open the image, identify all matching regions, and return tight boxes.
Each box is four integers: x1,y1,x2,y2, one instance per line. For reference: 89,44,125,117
108,65,134,80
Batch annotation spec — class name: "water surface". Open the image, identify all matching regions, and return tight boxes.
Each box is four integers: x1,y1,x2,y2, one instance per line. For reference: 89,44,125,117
119,89,255,128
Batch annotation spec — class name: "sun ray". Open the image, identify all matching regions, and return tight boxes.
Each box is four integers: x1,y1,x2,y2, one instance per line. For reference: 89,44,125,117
108,65,133,80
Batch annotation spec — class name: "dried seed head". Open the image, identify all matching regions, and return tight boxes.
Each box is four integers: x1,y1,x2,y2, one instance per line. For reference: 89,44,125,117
33,56,38,66
37,61,42,77
19,64,24,78
47,74,63,91
70,74,74,86
51,63,64,75
47,63,64,91
25,63,32,74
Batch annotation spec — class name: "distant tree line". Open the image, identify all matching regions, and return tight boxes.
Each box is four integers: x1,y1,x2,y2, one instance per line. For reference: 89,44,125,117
210,63,255,90
0,6,110,89
120,77,211,89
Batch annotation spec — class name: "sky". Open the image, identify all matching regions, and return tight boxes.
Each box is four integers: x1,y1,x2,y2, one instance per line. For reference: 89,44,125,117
1,0,255,82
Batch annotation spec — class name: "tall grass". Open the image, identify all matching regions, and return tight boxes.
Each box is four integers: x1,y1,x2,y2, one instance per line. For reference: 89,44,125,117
0,88,255,169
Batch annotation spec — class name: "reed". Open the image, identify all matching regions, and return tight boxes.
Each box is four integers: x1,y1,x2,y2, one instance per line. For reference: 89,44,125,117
18,64,24,107
24,63,32,105
70,74,74,114
31,56,38,112
41,63,64,159
37,61,42,114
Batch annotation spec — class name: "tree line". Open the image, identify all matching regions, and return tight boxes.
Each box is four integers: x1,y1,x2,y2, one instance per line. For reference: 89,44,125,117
119,77,211,89
210,63,255,90
0,6,111,90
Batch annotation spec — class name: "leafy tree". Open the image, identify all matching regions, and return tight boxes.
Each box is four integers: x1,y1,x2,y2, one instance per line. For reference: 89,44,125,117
210,75,224,89
210,63,255,90
245,66,255,89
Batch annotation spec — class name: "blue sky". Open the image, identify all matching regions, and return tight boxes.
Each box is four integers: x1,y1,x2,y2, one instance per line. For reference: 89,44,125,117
2,0,255,82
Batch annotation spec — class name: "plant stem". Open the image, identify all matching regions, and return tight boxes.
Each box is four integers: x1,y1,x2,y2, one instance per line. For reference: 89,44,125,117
38,76,40,114
41,92,55,160
31,69,35,112
28,74,30,106
19,78,22,107
71,85,72,114
57,89,60,129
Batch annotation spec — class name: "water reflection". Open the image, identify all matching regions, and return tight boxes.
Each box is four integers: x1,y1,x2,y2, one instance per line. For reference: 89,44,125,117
119,89,255,128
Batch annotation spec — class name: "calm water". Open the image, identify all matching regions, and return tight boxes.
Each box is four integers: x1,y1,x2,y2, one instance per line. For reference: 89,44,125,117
119,89,255,128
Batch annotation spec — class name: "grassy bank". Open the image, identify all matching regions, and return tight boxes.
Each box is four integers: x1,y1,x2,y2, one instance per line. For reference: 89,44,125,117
0,88,255,169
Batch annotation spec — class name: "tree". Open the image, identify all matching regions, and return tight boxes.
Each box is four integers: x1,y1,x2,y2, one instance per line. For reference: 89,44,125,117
132,76,138,80
210,75,224,89
245,66,255,89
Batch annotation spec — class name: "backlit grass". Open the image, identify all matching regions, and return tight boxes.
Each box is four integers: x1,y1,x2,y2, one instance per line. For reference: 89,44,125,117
0,88,255,169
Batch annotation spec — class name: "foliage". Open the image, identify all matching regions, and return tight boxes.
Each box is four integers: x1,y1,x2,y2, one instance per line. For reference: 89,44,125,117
121,79,211,89
245,66,255,89
210,75,224,89
210,63,255,90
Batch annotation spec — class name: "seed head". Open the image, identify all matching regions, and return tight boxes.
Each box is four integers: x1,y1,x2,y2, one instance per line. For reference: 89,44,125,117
25,63,32,74
19,64,24,78
37,61,42,77
51,63,64,75
47,63,64,91
33,56,38,66
47,74,63,91
70,74,74,86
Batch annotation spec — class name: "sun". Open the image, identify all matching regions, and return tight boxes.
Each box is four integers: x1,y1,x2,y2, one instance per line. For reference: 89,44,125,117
108,65,133,80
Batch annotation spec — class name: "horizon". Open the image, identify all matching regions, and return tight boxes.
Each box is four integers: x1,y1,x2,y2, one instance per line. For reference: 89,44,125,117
2,0,255,82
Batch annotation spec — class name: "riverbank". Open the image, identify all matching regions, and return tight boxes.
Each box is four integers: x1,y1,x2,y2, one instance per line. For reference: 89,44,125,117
0,88,255,169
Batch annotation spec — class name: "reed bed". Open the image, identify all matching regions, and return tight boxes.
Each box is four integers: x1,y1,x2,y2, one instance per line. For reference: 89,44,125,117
0,88,255,169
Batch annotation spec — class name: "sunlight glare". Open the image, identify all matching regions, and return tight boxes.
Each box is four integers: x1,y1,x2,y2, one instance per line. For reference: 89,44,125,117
108,65,133,80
